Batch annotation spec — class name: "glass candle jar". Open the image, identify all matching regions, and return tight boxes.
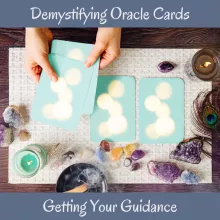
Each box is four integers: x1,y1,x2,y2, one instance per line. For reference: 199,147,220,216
192,48,220,81
13,144,47,178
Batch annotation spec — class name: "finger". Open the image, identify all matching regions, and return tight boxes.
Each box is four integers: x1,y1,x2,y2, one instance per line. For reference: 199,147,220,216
99,51,119,70
24,63,40,83
30,68,41,83
37,55,58,82
85,42,106,68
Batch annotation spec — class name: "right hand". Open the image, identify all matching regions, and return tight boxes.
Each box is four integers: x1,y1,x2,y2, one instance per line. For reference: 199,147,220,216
24,28,58,83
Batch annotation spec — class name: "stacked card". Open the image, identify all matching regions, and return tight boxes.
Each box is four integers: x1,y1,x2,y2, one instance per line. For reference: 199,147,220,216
31,40,100,131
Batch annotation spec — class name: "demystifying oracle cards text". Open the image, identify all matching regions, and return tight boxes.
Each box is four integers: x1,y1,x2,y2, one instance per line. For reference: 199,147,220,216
30,7,190,25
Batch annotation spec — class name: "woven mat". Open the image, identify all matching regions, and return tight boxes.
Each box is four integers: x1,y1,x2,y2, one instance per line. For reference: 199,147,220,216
8,48,212,184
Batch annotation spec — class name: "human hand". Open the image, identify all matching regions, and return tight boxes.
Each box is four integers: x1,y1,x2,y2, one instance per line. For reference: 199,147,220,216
85,28,121,69
24,28,58,83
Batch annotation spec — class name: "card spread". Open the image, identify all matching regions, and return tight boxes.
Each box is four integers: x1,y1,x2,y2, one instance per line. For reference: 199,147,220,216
31,54,94,131
51,40,100,114
90,76,136,142
139,78,184,144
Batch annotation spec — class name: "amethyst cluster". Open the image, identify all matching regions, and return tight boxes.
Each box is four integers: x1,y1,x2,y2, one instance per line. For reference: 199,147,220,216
170,138,202,164
148,161,182,183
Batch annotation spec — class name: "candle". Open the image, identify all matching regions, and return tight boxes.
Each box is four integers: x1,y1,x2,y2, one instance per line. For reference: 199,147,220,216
192,49,220,81
13,144,47,178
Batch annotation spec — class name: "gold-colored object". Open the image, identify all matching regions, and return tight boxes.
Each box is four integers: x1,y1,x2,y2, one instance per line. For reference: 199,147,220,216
64,184,88,193
200,62,212,68
18,130,31,142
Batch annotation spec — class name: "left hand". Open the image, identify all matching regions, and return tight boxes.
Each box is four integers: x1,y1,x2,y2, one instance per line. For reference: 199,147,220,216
85,28,121,69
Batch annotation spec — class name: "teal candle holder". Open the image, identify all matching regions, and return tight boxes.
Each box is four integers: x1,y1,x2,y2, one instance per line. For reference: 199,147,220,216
13,144,47,178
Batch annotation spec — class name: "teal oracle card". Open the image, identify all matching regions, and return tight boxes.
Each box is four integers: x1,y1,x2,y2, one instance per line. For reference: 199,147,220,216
139,78,184,144
31,54,93,131
90,76,136,142
51,40,100,115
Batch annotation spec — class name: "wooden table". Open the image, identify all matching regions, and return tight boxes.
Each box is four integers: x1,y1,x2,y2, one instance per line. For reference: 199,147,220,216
1,28,220,192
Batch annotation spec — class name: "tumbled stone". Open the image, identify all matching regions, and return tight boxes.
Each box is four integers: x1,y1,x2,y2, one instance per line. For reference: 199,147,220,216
131,162,141,171
124,158,132,167
110,147,123,161
170,138,202,164
124,144,137,157
100,140,111,152
0,124,13,147
3,105,24,128
18,130,31,142
148,161,182,183
181,170,200,185
158,61,175,73
131,150,145,161
96,148,105,163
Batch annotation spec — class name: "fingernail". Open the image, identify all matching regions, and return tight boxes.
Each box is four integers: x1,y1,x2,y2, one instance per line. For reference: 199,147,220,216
84,59,92,68
52,76,58,82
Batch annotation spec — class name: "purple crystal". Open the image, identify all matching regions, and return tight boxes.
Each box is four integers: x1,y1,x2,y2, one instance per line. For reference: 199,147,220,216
148,161,182,183
131,150,145,161
124,158,132,167
170,138,202,164
158,61,175,73
131,162,141,171
0,124,13,148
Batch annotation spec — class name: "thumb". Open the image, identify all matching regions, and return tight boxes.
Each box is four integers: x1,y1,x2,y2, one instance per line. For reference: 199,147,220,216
85,42,105,68
37,54,58,82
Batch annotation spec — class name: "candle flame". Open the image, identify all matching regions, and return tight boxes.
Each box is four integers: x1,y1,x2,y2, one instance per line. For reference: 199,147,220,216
200,62,212,68
27,160,33,165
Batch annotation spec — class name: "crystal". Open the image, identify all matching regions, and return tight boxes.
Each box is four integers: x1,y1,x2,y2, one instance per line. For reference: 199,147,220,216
18,130,31,142
131,150,145,161
124,158,132,167
181,170,200,185
80,148,94,159
148,161,182,183
110,147,123,161
0,124,13,147
158,61,175,73
170,138,202,164
131,162,141,171
3,105,24,128
96,148,105,163
62,151,75,160
100,140,110,152
124,144,137,157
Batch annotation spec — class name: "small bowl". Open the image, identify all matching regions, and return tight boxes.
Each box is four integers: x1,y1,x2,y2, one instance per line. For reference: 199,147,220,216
56,163,108,193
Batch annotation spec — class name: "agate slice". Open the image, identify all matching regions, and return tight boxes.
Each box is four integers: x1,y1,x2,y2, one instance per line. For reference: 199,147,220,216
158,61,175,73
148,161,182,183
170,138,202,164
181,170,200,185
124,158,132,167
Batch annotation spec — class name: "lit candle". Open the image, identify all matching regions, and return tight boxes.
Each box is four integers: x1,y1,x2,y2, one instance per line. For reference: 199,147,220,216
13,144,47,178
192,49,220,81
